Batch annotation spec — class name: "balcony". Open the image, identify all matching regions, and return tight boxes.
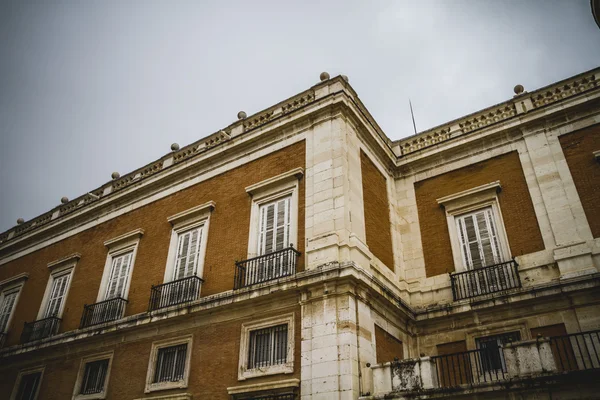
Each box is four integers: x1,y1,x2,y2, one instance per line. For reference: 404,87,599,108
368,330,600,399
148,275,203,311
234,247,301,290
450,259,521,301
21,316,61,343
80,297,128,328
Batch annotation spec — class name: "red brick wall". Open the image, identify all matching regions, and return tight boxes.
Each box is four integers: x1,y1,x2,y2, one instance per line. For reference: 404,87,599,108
361,151,394,271
375,325,403,363
0,141,305,345
414,151,545,277
559,125,600,238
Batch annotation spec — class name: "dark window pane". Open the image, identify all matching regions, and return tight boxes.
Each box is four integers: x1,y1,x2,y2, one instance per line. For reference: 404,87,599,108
248,324,288,369
16,372,41,400
80,359,109,394
153,344,188,383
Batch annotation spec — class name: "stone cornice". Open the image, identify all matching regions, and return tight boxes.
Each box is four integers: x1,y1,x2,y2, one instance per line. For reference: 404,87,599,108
394,67,600,157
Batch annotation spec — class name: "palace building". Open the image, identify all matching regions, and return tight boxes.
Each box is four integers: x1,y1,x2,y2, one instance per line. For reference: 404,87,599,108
0,68,599,400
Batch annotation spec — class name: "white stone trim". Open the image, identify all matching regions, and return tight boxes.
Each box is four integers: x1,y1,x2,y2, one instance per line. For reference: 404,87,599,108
72,351,114,400
238,313,295,381
96,231,142,303
47,253,81,270
144,335,193,393
246,172,300,259
134,394,192,400
167,201,216,227
37,260,77,320
0,272,28,288
437,181,511,273
162,204,213,283
10,365,45,400
245,167,304,195
594,149,600,161
103,229,144,248
227,378,300,395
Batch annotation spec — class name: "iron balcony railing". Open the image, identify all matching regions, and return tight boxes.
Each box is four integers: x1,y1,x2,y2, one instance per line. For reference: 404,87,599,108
148,275,203,311
450,259,521,301
21,316,61,343
549,330,600,371
432,345,507,388
234,246,301,290
80,297,128,328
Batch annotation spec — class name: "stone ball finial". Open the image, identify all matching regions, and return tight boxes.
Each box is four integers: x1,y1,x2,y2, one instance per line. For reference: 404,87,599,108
319,72,330,81
341,75,349,83
60,196,69,204
170,143,180,151
111,172,120,180
17,218,24,225
514,84,525,95
237,111,247,120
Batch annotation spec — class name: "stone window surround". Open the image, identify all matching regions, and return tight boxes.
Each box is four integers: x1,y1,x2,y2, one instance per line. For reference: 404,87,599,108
144,335,193,393
10,365,45,400
96,229,144,303
0,273,28,335
245,168,303,259
162,201,214,283
238,313,295,381
37,255,79,320
436,181,512,273
465,322,528,350
72,351,114,400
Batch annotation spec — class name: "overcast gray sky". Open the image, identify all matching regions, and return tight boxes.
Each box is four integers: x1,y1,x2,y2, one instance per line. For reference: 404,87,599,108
1,0,599,233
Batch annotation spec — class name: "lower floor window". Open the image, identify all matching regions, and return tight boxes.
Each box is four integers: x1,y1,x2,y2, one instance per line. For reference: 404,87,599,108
15,371,42,400
475,331,521,372
154,343,188,383
80,359,109,395
248,324,288,369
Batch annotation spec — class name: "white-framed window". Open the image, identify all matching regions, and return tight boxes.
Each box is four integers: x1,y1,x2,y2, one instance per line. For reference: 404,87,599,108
38,257,78,321
0,274,27,338
10,366,44,400
72,352,114,400
163,202,214,284
238,313,295,381
97,229,143,303
245,168,302,259
144,335,193,393
436,181,511,273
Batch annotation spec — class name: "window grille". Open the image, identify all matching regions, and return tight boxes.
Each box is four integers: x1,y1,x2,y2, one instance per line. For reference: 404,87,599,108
80,359,109,395
15,371,42,400
475,331,521,372
248,324,288,369
153,343,188,383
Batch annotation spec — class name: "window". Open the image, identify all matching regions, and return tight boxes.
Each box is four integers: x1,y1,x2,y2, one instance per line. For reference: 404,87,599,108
257,197,291,256
173,226,203,280
246,168,302,260
0,278,25,340
10,367,44,400
154,344,188,383
455,207,504,270
238,314,295,380
104,251,133,300
475,331,521,372
145,336,193,393
437,181,511,273
72,352,113,400
43,269,72,318
248,324,288,369
164,202,214,284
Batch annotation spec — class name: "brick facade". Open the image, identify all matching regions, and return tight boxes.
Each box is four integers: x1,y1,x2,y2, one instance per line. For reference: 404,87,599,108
374,325,403,364
559,124,600,238
414,151,545,277
360,150,394,271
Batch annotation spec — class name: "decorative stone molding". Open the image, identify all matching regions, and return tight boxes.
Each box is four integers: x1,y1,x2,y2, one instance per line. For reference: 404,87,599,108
47,253,81,270
133,394,192,400
173,130,231,164
245,168,304,196
227,378,300,395
0,272,29,288
436,181,501,207
398,127,451,155
103,229,144,249
243,110,274,130
531,73,598,108
166,202,215,227
281,92,315,114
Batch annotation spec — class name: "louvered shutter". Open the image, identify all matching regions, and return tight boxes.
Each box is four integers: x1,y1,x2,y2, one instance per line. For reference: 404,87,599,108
456,207,503,270
173,227,202,281
105,252,132,299
44,272,71,317
257,196,291,256
0,290,18,333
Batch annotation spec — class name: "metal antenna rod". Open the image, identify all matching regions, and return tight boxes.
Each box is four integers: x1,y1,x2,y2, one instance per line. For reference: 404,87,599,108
409,99,418,135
